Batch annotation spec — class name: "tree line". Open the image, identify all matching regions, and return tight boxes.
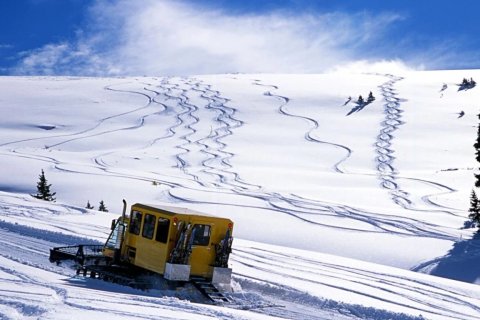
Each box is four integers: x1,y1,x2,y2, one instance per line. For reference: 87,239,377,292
32,169,108,212
471,110,480,226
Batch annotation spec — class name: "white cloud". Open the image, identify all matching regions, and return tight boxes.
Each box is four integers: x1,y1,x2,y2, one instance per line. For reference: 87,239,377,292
331,60,416,75
13,0,407,76
15,42,120,76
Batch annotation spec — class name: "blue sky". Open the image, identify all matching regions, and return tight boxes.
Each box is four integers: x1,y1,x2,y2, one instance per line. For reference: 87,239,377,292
1,0,480,75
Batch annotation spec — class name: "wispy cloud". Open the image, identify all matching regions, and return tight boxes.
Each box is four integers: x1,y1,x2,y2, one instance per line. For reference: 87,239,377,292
0,44,13,49
331,60,415,74
15,42,120,76
400,37,480,71
12,0,407,76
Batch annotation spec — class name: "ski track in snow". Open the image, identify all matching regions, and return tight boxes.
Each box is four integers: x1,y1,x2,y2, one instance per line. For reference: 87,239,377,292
0,82,157,150
253,79,352,174
0,224,261,319
0,218,404,320
0,75,479,319
0,77,467,237
193,82,262,191
0,215,472,320
0,77,462,241
179,77,456,240
375,75,410,206
0,258,237,320
161,78,259,191
231,245,480,320
375,74,463,217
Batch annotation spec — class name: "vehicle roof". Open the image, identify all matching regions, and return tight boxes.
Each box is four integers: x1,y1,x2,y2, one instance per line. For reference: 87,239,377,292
132,203,231,221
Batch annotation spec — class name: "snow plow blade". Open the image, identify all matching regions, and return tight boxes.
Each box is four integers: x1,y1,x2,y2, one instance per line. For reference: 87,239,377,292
49,245,104,265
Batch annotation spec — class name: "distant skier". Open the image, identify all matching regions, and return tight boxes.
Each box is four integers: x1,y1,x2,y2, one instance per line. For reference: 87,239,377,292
458,110,465,118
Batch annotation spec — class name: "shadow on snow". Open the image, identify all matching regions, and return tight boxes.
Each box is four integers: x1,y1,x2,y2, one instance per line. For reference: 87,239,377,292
413,230,480,284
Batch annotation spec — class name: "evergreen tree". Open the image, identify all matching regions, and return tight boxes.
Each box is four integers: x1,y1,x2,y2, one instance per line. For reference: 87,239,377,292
461,77,476,89
367,91,375,102
475,173,480,188
98,200,108,212
474,113,480,163
31,169,56,201
474,113,480,187
469,190,480,227
86,201,94,209
357,95,364,105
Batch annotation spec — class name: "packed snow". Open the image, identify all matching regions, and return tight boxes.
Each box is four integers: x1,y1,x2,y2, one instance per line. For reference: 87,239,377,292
0,70,480,319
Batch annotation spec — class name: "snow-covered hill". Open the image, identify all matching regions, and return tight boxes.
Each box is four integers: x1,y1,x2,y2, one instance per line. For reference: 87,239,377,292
0,70,480,319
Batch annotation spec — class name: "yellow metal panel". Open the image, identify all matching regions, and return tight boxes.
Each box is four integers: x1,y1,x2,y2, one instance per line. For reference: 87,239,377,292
189,215,233,278
134,236,167,274
125,205,174,274
122,203,234,279
190,220,215,277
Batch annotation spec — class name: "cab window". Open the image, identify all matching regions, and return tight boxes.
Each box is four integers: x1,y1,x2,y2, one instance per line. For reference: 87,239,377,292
142,214,156,239
155,218,170,243
192,224,211,246
129,210,143,235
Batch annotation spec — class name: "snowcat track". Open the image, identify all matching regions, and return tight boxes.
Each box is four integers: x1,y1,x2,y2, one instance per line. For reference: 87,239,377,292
190,277,284,310
77,264,151,289
190,277,231,304
75,267,283,310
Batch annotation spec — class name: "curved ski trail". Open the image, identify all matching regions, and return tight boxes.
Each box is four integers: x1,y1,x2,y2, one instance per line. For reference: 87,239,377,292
164,78,458,240
375,74,462,217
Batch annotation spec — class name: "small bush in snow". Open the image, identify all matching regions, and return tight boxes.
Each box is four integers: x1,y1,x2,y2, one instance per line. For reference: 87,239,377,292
86,201,94,209
460,77,476,90
98,200,108,212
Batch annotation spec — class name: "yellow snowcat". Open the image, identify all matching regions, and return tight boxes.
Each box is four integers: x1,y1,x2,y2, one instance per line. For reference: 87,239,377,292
50,200,234,304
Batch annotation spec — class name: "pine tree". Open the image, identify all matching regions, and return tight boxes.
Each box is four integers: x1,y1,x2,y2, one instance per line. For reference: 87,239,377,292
475,113,480,187
357,95,364,105
32,169,56,201
367,91,375,102
475,173,480,188
98,200,108,212
461,77,476,89
474,114,480,162
469,190,480,227
86,201,94,209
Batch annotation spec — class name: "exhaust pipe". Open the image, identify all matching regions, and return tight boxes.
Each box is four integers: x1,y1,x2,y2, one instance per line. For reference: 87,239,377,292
122,199,127,220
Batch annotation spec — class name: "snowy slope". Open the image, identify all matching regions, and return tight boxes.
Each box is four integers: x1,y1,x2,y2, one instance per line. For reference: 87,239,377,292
0,70,479,319
1,193,480,320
